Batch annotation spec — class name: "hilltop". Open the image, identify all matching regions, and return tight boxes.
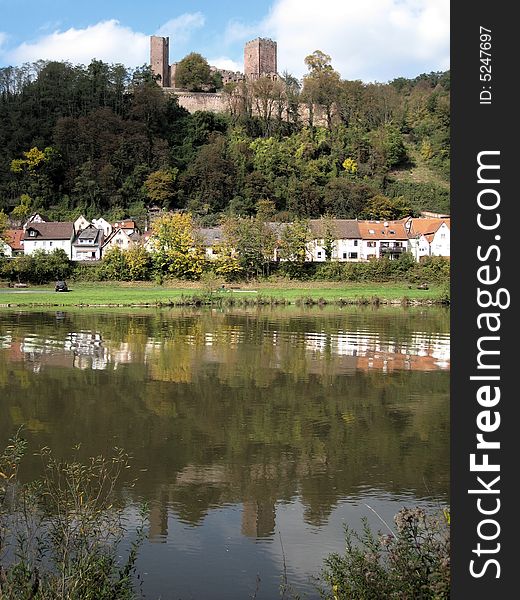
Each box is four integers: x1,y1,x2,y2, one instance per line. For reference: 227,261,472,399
0,57,449,225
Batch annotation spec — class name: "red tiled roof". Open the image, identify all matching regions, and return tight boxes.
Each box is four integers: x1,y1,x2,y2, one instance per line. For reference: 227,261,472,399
408,218,450,237
113,220,136,229
358,220,408,240
4,229,24,250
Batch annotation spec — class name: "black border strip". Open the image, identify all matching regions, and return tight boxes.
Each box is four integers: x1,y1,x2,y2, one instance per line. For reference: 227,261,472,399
451,2,514,597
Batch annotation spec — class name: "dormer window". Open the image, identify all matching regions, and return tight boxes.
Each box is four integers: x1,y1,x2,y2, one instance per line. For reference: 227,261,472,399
369,229,375,234
29,229,36,237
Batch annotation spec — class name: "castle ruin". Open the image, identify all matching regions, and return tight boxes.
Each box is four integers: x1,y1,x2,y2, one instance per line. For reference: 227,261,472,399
150,35,277,92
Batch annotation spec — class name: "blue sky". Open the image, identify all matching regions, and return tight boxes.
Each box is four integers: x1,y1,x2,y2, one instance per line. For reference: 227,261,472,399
0,0,449,82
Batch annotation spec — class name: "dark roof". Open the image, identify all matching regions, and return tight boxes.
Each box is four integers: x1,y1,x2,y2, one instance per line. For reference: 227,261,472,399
73,226,103,246
24,222,74,241
197,227,224,245
309,219,360,239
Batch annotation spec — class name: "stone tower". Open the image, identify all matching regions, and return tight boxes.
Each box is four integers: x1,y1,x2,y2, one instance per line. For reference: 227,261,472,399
150,36,170,87
244,38,277,80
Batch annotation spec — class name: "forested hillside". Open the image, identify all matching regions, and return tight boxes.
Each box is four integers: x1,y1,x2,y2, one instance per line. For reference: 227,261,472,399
0,57,449,225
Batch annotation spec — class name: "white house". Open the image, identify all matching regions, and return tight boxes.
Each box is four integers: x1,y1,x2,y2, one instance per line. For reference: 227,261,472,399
405,218,451,260
308,220,362,262
92,217,113,238
23,222,75,258
72,224,104,261
358,221,409,260
102,228,141,253
73,215,91,232
198,227,225,259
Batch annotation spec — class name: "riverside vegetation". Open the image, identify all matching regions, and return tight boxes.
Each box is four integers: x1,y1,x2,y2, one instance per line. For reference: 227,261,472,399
0,430,146,600
0,234,449,305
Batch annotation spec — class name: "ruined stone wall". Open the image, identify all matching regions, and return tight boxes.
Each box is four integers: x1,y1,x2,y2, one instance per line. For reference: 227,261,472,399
150,36,170,87
164,90,228,113
163,88,328,125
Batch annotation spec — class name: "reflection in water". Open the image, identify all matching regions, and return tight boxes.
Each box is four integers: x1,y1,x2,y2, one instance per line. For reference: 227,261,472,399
0,307,449,599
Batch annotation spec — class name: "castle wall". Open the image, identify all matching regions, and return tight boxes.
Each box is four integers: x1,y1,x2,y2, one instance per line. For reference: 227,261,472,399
164,90,228,113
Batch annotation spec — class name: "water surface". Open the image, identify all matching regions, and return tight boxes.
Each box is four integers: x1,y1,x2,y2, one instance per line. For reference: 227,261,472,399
0,307,450,599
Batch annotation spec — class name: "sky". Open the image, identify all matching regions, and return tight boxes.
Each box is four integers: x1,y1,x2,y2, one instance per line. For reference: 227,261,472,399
0,0,449,83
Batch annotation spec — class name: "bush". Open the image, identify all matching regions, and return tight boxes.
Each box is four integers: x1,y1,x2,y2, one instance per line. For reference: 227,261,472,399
0,430,146,599
312,255,449,284
320,507,450,600
1,249,72,284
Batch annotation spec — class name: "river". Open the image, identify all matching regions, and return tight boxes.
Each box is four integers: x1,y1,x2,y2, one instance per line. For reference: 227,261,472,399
0,306,449,599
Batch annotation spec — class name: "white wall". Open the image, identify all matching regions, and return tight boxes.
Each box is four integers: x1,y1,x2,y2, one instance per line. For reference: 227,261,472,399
23,239,72,258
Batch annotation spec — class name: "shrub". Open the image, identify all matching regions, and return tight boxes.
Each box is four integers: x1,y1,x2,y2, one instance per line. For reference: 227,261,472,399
0,430,146,599
320,507,450,600
0,249,72,284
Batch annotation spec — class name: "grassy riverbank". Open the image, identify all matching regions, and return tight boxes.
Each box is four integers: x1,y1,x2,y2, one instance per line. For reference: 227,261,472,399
0,281,448,307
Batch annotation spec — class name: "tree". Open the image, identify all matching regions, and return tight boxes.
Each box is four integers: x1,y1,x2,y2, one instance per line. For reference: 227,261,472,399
251,76,285,137
125,245,151,280
317,215,337,261
100,246,128,280
222,215,276,279
362,194,412,220
302,51,341,130
278,220,311,276
175,53,213,92
0,211,8,243
150,212,205,280
322,179,375,218
143,168,179,208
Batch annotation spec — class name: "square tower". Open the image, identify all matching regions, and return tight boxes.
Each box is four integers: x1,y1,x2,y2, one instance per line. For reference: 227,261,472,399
150,36,170,87
244,38,277,80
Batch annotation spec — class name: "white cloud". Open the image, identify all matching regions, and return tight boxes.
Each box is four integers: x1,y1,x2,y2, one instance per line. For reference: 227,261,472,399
155,12,205,44
4,13,207,68
6,20,149,66
257,0,449,82
208,57,242,72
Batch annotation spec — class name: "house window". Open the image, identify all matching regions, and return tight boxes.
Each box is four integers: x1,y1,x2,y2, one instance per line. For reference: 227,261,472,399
317,251,323,258
353,240,358,246
369,229,375,234
29,230,36,237
440,234,446,239
49,241,53,247
342,252,347,259
367,241,376,248
348,252,358,259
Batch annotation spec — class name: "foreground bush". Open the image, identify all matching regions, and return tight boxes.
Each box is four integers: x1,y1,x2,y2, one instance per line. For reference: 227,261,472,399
0,431,145,599
320,507,450,600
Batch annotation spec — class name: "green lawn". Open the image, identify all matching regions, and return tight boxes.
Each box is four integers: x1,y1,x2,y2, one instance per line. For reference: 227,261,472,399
0,281,448,307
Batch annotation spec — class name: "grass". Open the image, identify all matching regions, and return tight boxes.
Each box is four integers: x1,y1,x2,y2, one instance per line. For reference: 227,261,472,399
0,281,448,307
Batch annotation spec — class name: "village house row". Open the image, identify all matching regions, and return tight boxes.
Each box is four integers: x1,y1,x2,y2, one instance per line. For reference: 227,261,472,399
1,212,450,263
